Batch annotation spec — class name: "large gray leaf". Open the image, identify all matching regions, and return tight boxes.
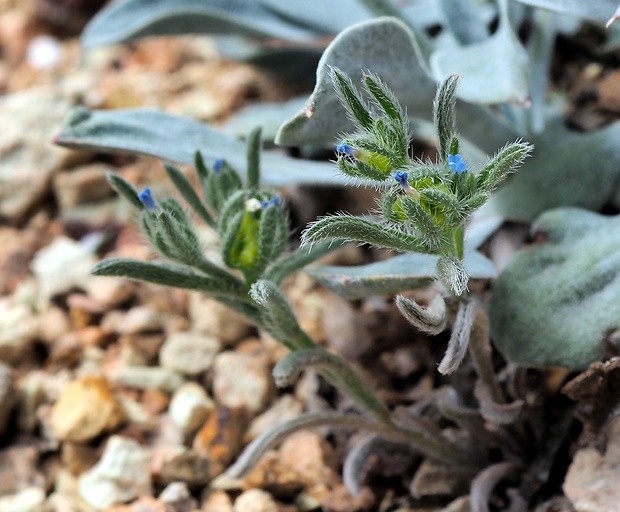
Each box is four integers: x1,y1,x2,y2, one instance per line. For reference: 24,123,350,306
276,17,436,147
480,118,620,221
489,207,620,369
511,0,620,25
53,107,345,186
307,250,496,300
82,0,318,48
261,0,372,35
430,0,529,104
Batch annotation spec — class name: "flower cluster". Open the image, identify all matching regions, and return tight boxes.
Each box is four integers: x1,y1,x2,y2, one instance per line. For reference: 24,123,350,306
302,70,532,295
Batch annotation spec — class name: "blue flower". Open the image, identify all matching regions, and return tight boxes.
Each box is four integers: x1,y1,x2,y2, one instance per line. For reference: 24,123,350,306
336,142,355,156
394,171,409,188
448,154,467,174
260,196,281,208
137,188,157,211
393,171,420,199
213,158,225,173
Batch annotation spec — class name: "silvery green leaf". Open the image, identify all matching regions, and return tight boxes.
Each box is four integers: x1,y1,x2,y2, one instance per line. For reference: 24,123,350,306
489,208,620,370
480,118,620,221
82,0,318,48
276,17,436,147
511,0,620,25
306,250,496,300
430,0,529,104
261,0,372,34
53,108,345,186
439,0,489,44
224,96,308,143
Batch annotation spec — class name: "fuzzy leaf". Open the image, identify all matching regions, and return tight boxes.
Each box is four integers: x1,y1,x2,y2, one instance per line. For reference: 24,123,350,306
512,0,620,25
82,0,318,48
261,0,373,34
430,0,529,104
54,108,345,186
437,299,478,374
250,279,316,350
306,249,496,300
489,208,620,370
92,258,243,296
302,215,428,254
395,294,447,335
273,348,390,419
276,17,436,147
439,0,488,44
481,119,620,221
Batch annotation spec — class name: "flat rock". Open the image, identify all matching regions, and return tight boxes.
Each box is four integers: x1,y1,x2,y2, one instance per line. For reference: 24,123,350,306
0,87,87,224
159,331,221,376
168,382,214,434
78,435,152,510
212,351,273,413
50,374,125,442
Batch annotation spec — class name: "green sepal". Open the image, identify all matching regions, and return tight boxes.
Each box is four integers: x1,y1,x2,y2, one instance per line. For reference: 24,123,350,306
400,196,448,251
194,150,208,182
256,204,288,277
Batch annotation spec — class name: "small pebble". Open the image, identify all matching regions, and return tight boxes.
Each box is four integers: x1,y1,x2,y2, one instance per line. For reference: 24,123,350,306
159,331,221,376
212,351,273,413
111,366,184,393
78,435,152,509
169,382,214,434
50,375,125,442
234,489,278,512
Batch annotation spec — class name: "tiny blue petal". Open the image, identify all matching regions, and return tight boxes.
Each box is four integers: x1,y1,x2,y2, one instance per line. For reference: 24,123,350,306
260,196,281,208
213,158,225,173
336,142,355,156
138,188,157,210
448,154,467,174
394,171,409,188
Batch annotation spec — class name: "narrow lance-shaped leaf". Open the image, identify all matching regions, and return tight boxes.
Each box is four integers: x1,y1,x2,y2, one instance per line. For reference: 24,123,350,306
249,279,316,350
92,258,244,297
273,349,390,420
302,215,428,253
246,126,262,190
433,75,459,162
330,67,373,130
436,255,469,296
476,141,534,193
164,163,216,227
106,173,144,210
